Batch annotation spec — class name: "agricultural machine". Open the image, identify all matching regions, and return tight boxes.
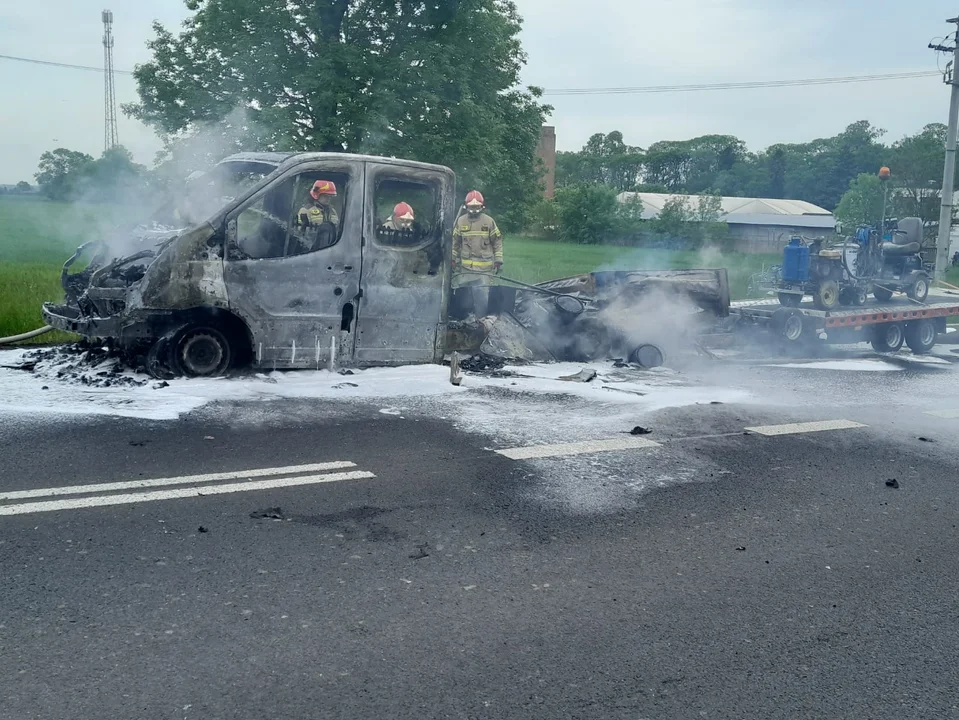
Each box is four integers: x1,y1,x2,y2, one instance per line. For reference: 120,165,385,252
773,217,932,310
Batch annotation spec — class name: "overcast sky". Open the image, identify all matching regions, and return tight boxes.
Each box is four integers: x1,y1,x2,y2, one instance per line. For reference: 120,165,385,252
1,0,957,183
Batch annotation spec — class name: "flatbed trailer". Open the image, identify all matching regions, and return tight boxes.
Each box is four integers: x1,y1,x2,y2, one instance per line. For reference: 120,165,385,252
731,292,959,353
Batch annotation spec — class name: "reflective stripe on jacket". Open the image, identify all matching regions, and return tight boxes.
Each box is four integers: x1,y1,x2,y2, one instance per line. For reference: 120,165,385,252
452,212,503,270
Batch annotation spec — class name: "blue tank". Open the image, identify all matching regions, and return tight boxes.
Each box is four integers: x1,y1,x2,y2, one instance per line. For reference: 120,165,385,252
781,237,809,283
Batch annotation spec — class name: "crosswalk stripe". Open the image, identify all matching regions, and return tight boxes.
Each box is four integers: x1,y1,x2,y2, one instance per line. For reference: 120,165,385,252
745,420,867,436
0,470,376,516
924,409,959,419
0,461,356,502
496,437,661,460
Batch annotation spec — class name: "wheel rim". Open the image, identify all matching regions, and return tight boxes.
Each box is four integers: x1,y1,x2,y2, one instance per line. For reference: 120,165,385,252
918,322,935,346
915,280,928,299
819,283,838,306
783,315,803,341
885,325,902,347
180,331,226,376
632,344,664,368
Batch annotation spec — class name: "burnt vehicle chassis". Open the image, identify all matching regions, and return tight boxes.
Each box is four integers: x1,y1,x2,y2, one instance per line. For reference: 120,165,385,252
43,152,456,378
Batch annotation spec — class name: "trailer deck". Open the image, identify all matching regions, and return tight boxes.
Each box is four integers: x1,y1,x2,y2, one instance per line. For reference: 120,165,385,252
730,290,959,351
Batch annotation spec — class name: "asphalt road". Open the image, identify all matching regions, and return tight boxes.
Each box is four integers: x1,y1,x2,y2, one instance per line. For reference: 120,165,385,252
2,359,959,719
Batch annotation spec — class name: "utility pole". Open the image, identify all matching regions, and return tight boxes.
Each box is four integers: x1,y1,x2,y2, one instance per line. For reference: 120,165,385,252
930,19,959,280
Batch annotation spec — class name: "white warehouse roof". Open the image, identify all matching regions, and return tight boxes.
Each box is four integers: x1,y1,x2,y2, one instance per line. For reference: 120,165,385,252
616,192,835,229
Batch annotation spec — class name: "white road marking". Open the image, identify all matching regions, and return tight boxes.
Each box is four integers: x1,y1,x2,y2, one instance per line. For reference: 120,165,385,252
0,461,356,501
0,470,375,516
496,437,661,460
925,409,959,419
745,420,867,436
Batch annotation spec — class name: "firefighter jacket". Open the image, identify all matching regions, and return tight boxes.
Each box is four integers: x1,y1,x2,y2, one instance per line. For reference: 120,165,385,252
452,212,503,273
298,203,339,228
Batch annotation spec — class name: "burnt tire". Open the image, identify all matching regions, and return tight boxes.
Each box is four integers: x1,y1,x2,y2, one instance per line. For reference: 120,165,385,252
873,286,894,302
904,318,936,354
813,280,840,310
907,274,930,303
172,325,233,377
778,292,802,308
870,323,904,353
851,287,868,306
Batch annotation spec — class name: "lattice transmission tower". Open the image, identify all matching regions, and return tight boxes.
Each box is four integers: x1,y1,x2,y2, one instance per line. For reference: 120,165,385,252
102,9,119,151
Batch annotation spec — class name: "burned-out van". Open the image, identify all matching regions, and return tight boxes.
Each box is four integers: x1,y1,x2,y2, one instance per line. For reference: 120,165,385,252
43,153,456,377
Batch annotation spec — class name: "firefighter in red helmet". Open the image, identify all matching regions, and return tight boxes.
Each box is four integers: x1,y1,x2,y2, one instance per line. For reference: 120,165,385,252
452,190,503,317
298,180,340,229
381,201,416,231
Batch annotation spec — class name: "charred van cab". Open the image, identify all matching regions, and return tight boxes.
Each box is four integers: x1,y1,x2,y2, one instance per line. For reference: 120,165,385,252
43,153,455,377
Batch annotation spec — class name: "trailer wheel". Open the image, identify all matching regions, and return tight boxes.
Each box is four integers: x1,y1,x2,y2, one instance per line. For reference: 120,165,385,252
904,319,936,354
173,325,234,377
907,274,930,303
870,323,904,353
778,292,801,308
813,280,840,310
852,288,867,306
873,286,894,302
772,308,805,342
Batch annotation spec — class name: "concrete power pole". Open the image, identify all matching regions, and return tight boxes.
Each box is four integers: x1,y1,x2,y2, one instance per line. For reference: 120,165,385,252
102,9,119,152
931,20,959,280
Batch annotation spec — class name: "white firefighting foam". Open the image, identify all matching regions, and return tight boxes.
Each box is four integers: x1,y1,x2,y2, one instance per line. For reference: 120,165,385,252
0,349,751,423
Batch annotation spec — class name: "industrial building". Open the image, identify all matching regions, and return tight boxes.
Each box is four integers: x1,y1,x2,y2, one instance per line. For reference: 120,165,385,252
616,192,836,254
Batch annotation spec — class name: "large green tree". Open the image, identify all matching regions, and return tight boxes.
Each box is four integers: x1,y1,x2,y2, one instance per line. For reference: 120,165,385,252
556,131,643,192
126,0,549,229
34,148,95,199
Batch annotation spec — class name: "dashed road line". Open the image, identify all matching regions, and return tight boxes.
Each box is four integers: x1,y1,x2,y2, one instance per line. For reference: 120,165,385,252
496,437,661,460
0,470,376,516
924,409,959,419
744,420,867,437
0,461,357,502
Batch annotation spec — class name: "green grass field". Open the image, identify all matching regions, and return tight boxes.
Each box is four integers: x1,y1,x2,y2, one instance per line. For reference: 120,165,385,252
2,196,958,343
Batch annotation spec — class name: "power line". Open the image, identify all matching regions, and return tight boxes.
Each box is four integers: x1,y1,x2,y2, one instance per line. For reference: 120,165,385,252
0,52,134,75
0,52,941,94
542,71,941,96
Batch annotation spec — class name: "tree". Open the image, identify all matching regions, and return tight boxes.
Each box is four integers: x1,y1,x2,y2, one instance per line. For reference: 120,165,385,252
553,183,619,244
126,0,550,230
835,173,885,229
888,124,949,226
14,181,31,194
34,148,95,199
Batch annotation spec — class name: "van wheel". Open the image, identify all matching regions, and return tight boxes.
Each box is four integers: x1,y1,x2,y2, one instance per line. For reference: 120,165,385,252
904,319,936,354
173,326,233,377
870,323,904,353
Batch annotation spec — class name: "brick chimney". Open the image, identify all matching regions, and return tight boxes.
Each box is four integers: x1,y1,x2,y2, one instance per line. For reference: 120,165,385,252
535,126,556,199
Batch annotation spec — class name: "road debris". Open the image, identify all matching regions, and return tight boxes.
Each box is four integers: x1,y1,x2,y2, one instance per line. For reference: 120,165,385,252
332,382,359,389
885,479,900,489
198,526,209,533
629,426,653,435
449,352,463,386
560,368,597,383
736,546,747,551
918,436,935,443
250,507,285,520
409,543,430,560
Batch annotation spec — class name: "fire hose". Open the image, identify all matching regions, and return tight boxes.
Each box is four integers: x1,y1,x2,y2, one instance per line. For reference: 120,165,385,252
0,325,53,345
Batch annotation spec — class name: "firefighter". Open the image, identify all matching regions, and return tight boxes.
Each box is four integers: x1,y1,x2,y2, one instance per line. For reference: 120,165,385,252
298,180,340,228
381,202,416,232
452,190,503,317
294,180,339,251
